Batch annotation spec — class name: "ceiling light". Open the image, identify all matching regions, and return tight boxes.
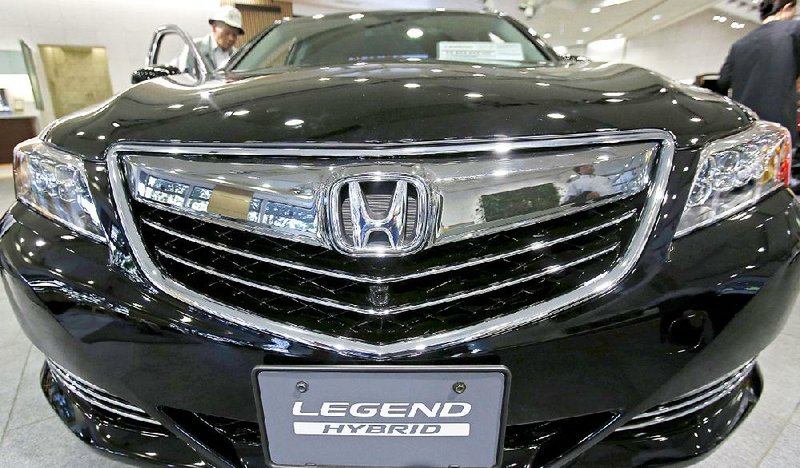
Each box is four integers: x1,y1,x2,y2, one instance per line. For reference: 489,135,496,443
576,39,585,45
651,14,662,21
543,33,552,39
404,83,421,89
591,7,601,13
407,28,424,39
349,13,364,20
581,27,592,33
312,14,325,19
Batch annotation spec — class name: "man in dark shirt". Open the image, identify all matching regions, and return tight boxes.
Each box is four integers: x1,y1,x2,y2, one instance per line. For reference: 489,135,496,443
719,0,800,145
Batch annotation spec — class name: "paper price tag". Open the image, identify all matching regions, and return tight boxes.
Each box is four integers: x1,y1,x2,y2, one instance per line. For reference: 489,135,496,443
437,42,524,63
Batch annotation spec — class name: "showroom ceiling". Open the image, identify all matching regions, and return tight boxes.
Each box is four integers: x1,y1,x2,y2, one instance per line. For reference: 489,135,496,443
292,0,757,47
495,0,725,46
716,0,761,22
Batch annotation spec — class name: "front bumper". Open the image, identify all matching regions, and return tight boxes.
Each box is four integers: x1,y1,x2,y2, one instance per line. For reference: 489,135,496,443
3,189,800,467
40,357,762,468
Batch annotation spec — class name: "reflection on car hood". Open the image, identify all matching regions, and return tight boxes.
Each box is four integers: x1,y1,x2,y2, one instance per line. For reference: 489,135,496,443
46,62,751,158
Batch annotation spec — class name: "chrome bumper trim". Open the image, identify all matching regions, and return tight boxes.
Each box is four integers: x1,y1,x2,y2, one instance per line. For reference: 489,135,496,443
619,360,756,431
48,360,161,426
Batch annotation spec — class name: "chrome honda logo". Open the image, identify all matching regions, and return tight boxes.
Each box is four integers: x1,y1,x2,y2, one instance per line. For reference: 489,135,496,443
328,175,431,257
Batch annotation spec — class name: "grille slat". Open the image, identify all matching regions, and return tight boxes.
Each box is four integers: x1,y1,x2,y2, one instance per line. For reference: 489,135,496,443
142,209,635,284
155,241,619,315
130,192,641,344
136,194,640,280
154,250,597,343
145,211,626,312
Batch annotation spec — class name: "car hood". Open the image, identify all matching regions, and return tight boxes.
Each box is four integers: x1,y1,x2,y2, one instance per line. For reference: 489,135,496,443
46,62,751,158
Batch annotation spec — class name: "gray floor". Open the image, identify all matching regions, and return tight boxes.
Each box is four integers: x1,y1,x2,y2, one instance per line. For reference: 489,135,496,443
0,169,799,468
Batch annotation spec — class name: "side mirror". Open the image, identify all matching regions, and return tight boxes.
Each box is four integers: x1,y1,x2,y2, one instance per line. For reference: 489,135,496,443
131,65,181,84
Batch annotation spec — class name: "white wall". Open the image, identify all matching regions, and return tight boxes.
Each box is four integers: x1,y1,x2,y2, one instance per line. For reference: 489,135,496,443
621,11,756,82
585,38,626,63
1,0,223,125
0,75,34,104
3,0,225,94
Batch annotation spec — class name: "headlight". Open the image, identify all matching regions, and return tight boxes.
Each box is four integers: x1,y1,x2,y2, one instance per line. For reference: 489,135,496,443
676,122,792,237
13,139,106,242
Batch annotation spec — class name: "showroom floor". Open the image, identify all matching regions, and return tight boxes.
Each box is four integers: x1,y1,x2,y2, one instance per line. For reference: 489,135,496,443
0,168,799,467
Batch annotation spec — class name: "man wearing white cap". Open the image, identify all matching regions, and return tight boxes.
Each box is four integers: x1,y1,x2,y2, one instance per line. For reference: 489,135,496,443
178,6,245,72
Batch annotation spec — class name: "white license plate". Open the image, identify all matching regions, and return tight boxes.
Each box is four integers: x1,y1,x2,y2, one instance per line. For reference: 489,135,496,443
253,365,510,468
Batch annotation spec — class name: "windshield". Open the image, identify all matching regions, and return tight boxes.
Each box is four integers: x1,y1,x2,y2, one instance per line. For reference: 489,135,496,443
233,11,551,71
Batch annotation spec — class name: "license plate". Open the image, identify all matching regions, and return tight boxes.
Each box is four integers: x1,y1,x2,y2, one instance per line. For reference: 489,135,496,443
253,365,510,468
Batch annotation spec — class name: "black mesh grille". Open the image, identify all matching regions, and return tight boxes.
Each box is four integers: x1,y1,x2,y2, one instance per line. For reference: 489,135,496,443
129,185,646,344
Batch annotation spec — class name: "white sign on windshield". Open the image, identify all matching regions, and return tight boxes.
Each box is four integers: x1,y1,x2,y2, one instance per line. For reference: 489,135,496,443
437,42,524,63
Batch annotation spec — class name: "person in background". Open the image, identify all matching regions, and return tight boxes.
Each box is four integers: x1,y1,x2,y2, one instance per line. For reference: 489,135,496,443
718,0,800,151
565,164,613,204
178,6,245,72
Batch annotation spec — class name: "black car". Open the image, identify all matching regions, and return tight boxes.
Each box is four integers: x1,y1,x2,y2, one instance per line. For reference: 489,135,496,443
4,10,799,468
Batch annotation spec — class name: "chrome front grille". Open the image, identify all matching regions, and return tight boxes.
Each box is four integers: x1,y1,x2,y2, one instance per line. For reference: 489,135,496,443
48,360,161,426
109,132,674,356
